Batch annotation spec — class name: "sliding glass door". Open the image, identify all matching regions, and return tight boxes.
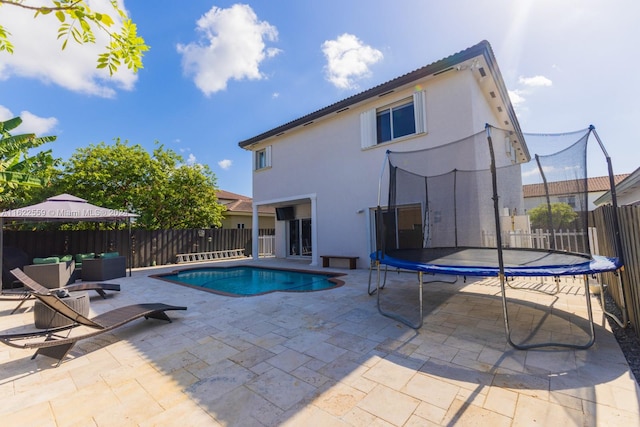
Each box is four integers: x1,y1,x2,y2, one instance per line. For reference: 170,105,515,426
288,218,312,257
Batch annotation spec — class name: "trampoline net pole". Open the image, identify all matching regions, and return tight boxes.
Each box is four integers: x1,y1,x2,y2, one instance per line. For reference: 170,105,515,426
535,154,556,251
486,125,511,341
592,126,628,326
591,127,624,266
485,125,506,272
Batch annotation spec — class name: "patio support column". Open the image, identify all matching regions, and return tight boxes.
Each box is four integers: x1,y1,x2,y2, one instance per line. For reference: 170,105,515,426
252,203,259,260
310,195,318,266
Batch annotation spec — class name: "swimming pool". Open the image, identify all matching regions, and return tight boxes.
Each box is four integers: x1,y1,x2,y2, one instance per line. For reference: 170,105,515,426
152,266,345,296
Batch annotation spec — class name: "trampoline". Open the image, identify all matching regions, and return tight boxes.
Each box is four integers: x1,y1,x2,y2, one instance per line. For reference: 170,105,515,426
371,125,626,349
373,247,620,277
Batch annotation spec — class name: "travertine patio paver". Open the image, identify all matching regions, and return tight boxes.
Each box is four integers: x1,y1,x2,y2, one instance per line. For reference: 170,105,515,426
0,258,638,426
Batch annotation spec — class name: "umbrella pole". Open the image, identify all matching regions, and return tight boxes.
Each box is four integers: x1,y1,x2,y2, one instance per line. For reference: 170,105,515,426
128,218,132,277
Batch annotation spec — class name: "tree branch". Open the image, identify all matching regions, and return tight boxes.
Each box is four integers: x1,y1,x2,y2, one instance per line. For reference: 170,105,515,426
0,0,83,12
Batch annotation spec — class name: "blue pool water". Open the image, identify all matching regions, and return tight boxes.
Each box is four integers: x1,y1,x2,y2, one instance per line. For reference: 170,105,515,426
154,266,343,296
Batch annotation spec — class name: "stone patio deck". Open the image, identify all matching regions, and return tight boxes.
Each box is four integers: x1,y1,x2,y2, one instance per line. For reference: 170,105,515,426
1,258,639,426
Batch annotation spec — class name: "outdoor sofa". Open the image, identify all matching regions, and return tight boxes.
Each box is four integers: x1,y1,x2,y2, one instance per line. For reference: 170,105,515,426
80,252,126,281
23,256,77,289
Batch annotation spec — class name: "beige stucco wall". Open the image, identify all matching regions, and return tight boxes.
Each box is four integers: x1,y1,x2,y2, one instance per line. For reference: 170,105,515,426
221,214,274,229
251,67,519,267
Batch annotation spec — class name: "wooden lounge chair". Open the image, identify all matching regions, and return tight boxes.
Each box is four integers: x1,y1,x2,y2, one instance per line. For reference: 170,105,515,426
4,269,121,314
0,268,186,366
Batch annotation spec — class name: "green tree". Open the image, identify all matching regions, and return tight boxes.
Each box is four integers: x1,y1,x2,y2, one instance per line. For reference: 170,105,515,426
0,0,148,75
145,163,226,230
0,116,58,208
528,202,578,230
52,139,225,229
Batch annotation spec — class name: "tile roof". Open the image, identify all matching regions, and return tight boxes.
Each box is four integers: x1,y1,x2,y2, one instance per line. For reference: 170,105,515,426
523,174,630,197
216,189,250,201
238,40,525,156
216,190,274,215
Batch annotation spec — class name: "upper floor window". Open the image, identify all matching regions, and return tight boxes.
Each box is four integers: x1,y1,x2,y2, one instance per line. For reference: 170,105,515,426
360,90,426,149
377,100,416,144
255,146,272,170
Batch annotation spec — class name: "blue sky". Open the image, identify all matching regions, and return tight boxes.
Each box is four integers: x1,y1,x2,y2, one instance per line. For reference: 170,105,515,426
1,0,638,197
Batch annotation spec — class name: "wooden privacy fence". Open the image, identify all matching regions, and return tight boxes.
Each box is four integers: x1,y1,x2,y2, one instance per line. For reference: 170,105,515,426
590,205,640,336
2,228,275,268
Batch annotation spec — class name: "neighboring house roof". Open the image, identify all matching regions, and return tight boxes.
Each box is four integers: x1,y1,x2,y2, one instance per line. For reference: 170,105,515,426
594,167,640,205
238,40,528,160
523,174,630,198
216,190,275,215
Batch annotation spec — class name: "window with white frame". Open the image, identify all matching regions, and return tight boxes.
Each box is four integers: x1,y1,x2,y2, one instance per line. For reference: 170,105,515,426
360,90,427,149
376,99,415,143
255,146,272,170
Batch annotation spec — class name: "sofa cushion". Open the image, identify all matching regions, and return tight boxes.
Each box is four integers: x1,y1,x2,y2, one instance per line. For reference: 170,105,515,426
99,252,120,258
75,253,95,264
33,256,60,265
59,254,73,262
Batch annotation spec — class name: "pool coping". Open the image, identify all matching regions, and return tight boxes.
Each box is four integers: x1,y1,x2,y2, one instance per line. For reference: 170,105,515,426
150,264,346,297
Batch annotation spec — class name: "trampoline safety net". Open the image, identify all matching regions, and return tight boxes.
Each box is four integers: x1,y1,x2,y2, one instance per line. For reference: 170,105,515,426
376,125,620,274
372,125,624,348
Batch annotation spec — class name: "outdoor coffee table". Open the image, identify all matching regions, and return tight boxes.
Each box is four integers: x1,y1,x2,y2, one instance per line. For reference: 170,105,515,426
33,291,90,329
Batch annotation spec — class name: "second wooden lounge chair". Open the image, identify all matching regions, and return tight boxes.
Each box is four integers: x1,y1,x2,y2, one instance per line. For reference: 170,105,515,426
4,270,121,314
0,268,187,366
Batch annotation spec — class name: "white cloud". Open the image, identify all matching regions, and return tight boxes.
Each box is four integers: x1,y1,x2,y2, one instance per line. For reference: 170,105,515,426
0,105,13,121
509,74,553,115
218,159,232,170
177,4,281,96
18,111,58,135
321,33,383,89
0,0,137,97
508,90,526,107
0,105,58,134
186,153,197,165
518,75,553,87
272,92,280,99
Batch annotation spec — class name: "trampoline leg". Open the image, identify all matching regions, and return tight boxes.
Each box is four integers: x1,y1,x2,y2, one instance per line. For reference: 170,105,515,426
599,270,628,328
502,274,596,350
368,261,388,295
376,268,423,329
368,261,377,295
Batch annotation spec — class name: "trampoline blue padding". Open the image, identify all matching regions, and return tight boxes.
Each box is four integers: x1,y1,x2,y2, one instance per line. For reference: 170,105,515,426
370,247,621,277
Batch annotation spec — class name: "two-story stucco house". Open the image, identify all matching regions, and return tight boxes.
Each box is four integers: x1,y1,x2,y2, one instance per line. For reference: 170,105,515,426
239,40,526,268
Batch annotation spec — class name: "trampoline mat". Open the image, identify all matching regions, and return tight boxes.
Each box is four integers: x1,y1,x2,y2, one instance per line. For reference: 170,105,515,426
374,247,621,277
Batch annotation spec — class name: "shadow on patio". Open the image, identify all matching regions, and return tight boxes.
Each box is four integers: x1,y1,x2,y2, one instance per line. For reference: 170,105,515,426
0,258,638,426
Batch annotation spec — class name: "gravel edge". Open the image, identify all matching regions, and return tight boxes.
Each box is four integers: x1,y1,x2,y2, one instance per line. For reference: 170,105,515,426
600,291,640,385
